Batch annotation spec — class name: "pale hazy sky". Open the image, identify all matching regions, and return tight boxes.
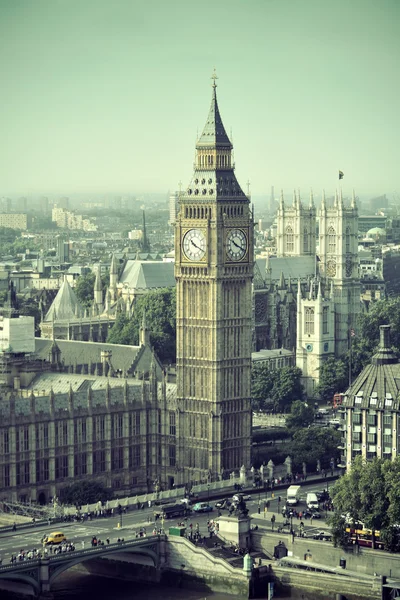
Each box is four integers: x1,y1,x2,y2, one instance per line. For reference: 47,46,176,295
0,0,399,197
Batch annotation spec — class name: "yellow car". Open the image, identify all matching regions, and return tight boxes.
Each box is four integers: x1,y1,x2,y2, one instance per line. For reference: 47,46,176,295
43,531,66,545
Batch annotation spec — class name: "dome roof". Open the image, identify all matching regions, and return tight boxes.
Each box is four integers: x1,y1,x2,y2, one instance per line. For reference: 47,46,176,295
366,227,386,237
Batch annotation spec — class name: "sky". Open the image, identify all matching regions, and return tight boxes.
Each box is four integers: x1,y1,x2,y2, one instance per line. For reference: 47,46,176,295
0,0,399,199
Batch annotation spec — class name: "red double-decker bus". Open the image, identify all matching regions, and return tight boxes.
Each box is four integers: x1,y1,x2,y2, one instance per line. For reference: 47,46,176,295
333,393,344,409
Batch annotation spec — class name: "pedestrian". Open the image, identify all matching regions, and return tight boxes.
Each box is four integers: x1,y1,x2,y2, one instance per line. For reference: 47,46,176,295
106,538,110,545
271,514,276,531
12,522,16,532
81,540,85,550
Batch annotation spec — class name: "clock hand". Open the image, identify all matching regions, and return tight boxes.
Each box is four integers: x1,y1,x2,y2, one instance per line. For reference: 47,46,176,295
232,239,245,251
191,240,201,250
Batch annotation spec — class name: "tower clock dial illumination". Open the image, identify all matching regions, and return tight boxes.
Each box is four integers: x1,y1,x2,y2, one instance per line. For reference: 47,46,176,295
183,228,206,261
226,229,247,261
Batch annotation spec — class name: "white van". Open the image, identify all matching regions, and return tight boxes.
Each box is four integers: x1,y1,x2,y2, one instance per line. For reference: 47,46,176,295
286,485,301,506
306,492,319,510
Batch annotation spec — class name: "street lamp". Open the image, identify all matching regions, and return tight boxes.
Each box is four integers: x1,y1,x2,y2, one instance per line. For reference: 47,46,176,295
118,503,123,528
207,484,210,504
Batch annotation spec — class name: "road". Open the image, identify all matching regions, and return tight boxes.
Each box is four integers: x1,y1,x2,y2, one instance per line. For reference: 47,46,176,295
0,480,334,562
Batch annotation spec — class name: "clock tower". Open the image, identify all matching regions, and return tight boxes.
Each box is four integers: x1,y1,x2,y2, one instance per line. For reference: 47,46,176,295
175,75,253,482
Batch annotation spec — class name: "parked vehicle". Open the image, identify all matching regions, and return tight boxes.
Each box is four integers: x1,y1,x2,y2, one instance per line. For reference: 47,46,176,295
286,485,301,506
192,502,213,513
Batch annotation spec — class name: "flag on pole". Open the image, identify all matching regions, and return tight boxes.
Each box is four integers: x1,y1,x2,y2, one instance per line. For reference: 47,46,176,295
339,170,344,180
350,328,355,337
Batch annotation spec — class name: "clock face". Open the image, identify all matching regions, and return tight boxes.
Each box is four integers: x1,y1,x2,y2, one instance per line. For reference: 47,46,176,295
182,228,206,261
226,229,247,261
326,259,337,278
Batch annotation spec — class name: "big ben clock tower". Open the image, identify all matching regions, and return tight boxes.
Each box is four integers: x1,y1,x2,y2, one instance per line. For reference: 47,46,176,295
175,73,253,483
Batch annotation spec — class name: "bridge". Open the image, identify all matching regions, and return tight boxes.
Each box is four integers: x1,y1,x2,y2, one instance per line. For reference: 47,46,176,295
0,535,164,598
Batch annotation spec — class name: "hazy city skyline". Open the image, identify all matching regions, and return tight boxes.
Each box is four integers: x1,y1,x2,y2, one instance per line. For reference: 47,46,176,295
0,0,399,197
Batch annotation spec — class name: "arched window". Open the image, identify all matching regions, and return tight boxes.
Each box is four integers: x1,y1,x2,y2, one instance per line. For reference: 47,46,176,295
286,226,294,253
328,226,336,254
305,307,315,335
303,228,308,253
346,226,351,254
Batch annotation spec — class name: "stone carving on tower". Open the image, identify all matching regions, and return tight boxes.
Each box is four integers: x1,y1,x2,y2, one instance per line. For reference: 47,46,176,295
276,189,316,257
175,73,253,482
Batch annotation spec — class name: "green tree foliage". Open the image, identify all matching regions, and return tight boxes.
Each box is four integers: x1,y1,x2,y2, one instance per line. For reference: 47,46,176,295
251,363,275,410
61,481,112,506
107,288,176,363
287,427,341,473
285,400,315,432
328,455,400,549
251,364,304,412
75,272,96,308
315,357,348,403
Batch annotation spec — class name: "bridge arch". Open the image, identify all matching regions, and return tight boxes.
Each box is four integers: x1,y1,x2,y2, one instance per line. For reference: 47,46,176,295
0,570,41,596
48,543,160,587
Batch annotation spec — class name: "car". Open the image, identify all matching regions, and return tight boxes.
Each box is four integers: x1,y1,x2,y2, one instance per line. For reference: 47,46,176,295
192,502,213,513
215,499,231,510
303,509,321,520
43,531,67,545
312,530,332,541
242,494,252,502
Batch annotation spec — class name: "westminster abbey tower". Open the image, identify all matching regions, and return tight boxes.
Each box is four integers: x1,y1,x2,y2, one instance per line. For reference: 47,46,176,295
175,76,253,482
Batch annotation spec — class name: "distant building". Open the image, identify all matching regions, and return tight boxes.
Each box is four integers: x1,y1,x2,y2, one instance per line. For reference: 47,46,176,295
0,213,29,230
358,215,387,234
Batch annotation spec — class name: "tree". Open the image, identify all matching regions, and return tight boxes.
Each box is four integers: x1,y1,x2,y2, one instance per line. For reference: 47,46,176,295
75,272,96,308
328,456,393,549
288,426,340,473
61,481,112,506
107,288,176,363
270,366,304,412
315,357,348,403
251,363,275,410
251,365,304,412
285,400,315,432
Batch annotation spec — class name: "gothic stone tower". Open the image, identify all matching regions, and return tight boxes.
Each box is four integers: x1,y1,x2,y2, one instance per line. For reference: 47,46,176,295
276,190,316,257
318,190,359,357
175,76,253,482
296,280,335,397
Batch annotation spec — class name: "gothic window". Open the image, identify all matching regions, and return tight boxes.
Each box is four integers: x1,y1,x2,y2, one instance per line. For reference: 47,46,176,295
323,306,329,334
169,411,176,436
169,445,176,467
304,307,315,335
286,226,294,253
303,228,308,253
346,226,351,254
328,227,336,254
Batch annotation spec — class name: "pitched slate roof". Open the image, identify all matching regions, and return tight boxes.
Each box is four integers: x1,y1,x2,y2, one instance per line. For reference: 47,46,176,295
119,260,175,290
256,256,315,282
197,82,232,149
35,338,141,372
44,278,84,322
